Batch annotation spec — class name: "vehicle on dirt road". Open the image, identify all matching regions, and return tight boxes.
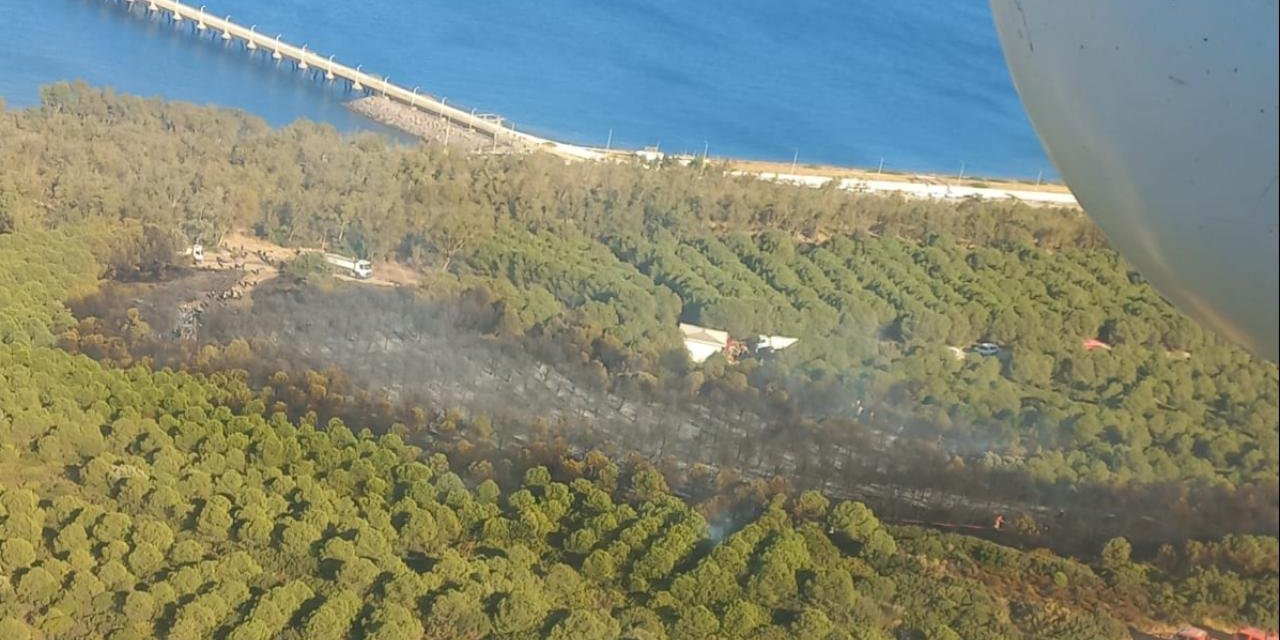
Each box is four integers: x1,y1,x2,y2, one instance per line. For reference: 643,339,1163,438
323,253,373,279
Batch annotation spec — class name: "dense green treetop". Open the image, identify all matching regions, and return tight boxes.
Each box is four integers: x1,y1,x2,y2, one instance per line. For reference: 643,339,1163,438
0,86,1276,637
1,84,1273,498
0,167,1274,640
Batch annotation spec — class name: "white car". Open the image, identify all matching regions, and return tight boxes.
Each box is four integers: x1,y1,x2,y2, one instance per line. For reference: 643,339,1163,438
974,342,1000,356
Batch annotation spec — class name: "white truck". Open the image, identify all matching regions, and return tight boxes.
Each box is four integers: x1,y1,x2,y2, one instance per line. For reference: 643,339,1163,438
323,253,373,279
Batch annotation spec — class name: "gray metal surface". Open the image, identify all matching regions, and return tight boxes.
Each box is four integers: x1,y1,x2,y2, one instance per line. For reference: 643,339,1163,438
991,0,1279,359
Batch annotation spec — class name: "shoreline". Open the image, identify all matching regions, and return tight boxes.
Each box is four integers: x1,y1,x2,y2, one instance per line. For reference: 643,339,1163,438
346,96,1079,207
720,157,1070,193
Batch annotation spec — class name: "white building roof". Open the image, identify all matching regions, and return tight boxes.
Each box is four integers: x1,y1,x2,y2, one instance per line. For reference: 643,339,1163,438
680,323,729,346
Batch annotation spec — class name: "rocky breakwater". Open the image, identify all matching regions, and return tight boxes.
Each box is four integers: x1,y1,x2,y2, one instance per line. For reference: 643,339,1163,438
346,95,522,154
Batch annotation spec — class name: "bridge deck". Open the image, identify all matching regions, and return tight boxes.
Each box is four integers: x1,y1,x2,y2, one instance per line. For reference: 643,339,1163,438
129,0,601,160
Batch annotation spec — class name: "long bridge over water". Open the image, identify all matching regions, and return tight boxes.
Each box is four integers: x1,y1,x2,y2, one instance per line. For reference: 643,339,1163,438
104,0,604,161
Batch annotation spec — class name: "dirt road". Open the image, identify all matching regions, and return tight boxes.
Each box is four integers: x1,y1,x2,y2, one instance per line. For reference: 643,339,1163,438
211,231,420,290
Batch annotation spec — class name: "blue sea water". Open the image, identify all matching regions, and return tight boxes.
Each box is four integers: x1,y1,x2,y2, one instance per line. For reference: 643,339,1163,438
0,0,1055,179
